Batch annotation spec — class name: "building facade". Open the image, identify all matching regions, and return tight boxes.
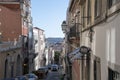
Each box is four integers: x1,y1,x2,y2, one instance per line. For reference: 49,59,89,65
52,42,63,64
33,27,45,70
62,0,81,80
62,0,120,80
0,0,34,79
0,39,22,79
45,38,63,65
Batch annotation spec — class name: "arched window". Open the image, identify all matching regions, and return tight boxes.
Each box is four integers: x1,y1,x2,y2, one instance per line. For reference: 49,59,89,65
16,55,22,76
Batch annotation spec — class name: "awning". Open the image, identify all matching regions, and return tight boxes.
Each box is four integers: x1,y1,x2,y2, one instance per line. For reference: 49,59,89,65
68,47,83,63
68,48,80,58
70,52,83,63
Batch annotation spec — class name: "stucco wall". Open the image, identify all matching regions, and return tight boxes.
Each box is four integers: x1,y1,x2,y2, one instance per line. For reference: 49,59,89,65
94,13,120,80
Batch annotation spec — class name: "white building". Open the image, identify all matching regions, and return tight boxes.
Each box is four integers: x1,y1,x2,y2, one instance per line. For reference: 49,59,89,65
33,27,45,70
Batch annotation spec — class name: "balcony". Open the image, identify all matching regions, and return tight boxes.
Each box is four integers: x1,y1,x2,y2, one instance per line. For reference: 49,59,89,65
24,10,29,18
78,0,86,5
25,0,31,6
21,4,30,18
0,0,31,5
20,0,31,6
68,23,80,43
0,0,21,5
0,41,22,52
0,0,20,3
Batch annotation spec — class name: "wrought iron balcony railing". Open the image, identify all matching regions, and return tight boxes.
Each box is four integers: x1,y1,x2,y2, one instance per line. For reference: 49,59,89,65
78,0,85,5
68,23,80,40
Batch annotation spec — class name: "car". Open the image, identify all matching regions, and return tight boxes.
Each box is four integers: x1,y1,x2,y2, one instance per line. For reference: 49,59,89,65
37,67,48,79
25,73,38,80
46,64,52,70
15,76,27,80
51,64,59,71
38,67,48,75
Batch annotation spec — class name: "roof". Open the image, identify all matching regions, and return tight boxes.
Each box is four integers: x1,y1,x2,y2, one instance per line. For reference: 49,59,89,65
33,27,44,31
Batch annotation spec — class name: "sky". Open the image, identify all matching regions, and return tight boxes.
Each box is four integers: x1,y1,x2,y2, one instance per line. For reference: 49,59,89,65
31,0,69,38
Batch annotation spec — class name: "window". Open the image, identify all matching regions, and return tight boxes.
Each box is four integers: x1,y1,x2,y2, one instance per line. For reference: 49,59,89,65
108,0,113,8
4,59,8,78
94,57,101,80
94,0,101,18
87,0,91,24
108,68,120,80
108,0,120,9
82,5,85,28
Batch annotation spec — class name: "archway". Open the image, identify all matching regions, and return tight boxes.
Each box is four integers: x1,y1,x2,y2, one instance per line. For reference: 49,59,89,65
16,55,22,76
4,59,8,78
23,58,29,74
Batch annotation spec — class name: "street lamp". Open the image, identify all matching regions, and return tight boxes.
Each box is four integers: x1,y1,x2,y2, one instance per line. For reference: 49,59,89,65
61,21,67,33
88,28,94,42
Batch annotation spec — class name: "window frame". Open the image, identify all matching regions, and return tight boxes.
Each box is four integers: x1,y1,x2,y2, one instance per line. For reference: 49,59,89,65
108,68,120,80
94,57,101,80
94,0,101,19
108,0,120,9
87,0,91,24
82,5,85,28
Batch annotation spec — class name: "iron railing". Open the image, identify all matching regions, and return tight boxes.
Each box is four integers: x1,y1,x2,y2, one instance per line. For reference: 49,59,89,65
68,23,80,41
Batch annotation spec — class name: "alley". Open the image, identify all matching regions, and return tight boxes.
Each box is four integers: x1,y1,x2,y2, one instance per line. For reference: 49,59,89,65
1,0,120,80
45,71,61,80
44,65,65,80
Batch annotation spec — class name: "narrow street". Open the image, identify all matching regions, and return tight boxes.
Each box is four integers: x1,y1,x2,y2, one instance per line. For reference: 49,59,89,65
45,71,61,80
44,67,65,80
1,0,120,80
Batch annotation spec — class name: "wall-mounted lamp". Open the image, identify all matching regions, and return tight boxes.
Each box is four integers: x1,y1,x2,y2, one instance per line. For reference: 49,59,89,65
88,28,95,42
61,21,67,33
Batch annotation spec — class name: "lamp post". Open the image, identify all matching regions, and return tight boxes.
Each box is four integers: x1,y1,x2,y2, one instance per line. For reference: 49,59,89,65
61,21,67,33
